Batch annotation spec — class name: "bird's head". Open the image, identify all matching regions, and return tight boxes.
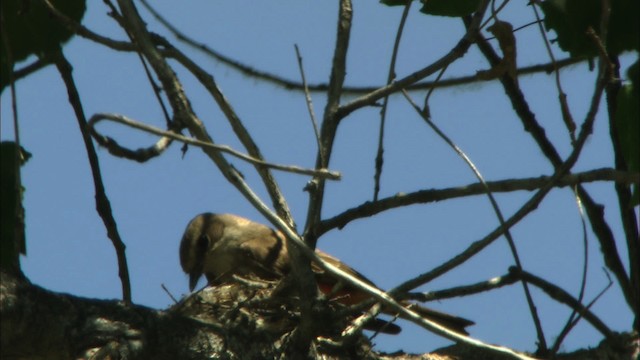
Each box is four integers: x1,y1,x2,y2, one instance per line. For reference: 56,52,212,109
179,213,222,291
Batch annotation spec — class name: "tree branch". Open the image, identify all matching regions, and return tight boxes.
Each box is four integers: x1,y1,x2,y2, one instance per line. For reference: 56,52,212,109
510,267,617,343
319,168,638,235
373,1,412,202
335,0,490,120
391,78,607,295
88,113,340,179
160,37,297,217
470,17,635,316
53,51,132,305
403,87,547,351
410,272,520,302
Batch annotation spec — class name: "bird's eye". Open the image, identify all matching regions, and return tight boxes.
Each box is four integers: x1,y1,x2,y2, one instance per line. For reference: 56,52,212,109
240,248,253,258
196,235,210,254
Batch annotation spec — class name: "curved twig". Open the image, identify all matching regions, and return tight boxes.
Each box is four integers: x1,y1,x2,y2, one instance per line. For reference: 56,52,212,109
87,113,340,180
403,88,548,351
155,35,295,219
530,2,576,140
510,267,616,342
472,15,635,317
391,59,608,296
551,192,591,354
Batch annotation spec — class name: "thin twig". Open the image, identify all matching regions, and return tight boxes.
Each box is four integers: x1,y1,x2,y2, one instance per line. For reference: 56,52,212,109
511,267,616,342
550,191,590,355
87,113,340,180
471,16,635,317
391,64,607,298
6,58,50,86
373,0,411,202
134,49,173,129
318,168,639,235
402,89,548,353
53,52,132,305
161,284,179,304
529,4,607,349
137,0,582,97
304,0,355,240
294,44,322,163
531,2,576,141
422,64,449,112
156,37,294,220
352,57,583,94
340,303,384,342
480,0,512,29
138,0,301,89
411,271,520,301
336,0,490,120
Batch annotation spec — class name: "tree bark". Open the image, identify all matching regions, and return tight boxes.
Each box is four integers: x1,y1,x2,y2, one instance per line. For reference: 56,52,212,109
1,271,636,360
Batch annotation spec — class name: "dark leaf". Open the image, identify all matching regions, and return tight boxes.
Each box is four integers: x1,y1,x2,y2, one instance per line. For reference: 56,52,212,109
1,0,87,91
616,59,640,205
419,0,481,17
539,0,639,58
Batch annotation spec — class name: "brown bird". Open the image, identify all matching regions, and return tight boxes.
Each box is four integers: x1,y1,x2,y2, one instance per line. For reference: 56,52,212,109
179,213,474,335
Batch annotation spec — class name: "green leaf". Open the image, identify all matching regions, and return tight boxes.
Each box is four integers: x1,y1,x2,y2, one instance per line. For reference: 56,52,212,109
420,0,481,17
616,59,640,206
1,0,87,91
539,0,639,58
0,141,31,273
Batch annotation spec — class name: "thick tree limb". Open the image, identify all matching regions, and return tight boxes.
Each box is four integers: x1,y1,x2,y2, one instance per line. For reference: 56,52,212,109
2,272,636,360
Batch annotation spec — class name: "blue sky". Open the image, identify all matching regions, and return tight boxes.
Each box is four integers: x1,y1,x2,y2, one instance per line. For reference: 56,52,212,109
1,0,636,354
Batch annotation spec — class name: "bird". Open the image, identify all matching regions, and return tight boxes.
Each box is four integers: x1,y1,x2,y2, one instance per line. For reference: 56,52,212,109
179,212,474,335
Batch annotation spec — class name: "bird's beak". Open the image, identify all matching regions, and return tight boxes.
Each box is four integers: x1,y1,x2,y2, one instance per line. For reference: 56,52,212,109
189,272,201,292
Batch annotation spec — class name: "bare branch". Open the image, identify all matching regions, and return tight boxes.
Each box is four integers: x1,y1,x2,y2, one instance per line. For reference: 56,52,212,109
319,168,639,235
551,192,591,355
511,267,616,342
403,88,548,351
7,58,50,85
411,272,520,302
471,16,635,315
137,0,584,97
392,72,607,295
294,45,322,164
336,0,490,119
88,113,340,180
373,1,412,202
304,0,355,241
530,2,576,140
157,35,297,219
53,53,132,305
